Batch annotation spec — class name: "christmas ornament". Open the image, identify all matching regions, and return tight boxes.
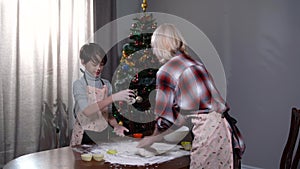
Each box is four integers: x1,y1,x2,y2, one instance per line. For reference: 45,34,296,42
122,50,128,58
139,55,148,62
141,0,148,12
135,96,143,103
122,64,129,71
132,23,137,28
152,23,157,29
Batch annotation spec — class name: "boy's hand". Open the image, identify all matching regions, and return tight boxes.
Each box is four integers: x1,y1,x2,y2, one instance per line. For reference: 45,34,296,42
113,125,129,137
112,89,135,102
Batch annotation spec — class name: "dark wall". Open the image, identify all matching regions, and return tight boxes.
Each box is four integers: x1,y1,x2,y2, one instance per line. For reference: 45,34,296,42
94,0,118,82
116,0,300,168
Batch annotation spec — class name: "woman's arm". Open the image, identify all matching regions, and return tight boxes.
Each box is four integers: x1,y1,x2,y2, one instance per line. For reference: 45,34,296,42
137,114,186,148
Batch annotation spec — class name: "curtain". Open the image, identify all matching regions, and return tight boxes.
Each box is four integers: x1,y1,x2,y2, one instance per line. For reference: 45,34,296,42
0,0,94,165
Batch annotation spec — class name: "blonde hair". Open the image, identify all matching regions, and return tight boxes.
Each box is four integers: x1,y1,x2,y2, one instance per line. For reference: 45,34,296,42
151,23,186,63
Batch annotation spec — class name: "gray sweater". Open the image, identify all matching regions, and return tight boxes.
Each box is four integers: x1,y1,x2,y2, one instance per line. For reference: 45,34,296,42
72,70,113,117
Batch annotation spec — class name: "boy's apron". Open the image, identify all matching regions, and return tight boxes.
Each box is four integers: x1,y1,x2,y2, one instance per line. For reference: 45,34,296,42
70,72,108,146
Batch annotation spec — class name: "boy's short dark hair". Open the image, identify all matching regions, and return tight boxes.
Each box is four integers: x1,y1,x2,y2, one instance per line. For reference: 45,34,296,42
79,43,107,65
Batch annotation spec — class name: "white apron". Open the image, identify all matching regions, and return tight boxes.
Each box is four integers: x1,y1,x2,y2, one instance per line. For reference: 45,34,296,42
189,111,233,169
70,78,109,146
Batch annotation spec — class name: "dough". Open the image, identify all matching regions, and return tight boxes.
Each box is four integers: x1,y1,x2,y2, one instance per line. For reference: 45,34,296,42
136,142,177,157
136,148,158,157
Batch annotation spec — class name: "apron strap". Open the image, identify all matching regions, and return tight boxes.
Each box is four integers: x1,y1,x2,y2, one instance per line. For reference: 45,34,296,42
80,68,105,86
80,68,89,86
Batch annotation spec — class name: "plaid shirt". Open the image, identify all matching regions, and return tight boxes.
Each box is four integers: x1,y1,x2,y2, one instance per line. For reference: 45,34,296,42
155,53,245,157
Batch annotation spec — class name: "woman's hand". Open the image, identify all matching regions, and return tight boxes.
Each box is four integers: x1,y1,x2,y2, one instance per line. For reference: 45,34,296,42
137,135,163,148
113,125,129,137
112,89,135,102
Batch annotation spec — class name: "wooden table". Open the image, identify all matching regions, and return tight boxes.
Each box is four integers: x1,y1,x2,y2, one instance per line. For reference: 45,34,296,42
3,146,190,169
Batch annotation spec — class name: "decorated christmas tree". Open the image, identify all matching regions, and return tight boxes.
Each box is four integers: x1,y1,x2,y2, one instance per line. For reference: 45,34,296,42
112,13,161,136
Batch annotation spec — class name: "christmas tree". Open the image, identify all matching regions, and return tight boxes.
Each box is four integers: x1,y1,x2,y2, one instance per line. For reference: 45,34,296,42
112,13,161,136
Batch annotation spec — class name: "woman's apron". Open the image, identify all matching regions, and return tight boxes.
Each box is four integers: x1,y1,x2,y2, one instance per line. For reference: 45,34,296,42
189,111,234,169
70,73,109,146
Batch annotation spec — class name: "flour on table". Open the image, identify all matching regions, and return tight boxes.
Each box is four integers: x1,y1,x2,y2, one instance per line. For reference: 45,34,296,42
74,140,190,165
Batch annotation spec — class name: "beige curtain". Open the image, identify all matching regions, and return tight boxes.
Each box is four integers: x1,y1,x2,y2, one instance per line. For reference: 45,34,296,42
0,0,94,165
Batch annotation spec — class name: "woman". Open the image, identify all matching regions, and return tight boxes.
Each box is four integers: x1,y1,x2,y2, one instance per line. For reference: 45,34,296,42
137,24,245,169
